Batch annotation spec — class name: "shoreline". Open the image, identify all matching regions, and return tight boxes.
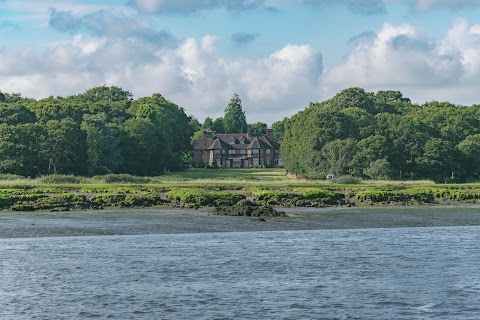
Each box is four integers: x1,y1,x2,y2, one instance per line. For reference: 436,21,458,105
2,205,480,239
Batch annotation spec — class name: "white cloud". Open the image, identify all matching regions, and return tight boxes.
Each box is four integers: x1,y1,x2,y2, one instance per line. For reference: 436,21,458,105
0,34,323,123
322,20,480,105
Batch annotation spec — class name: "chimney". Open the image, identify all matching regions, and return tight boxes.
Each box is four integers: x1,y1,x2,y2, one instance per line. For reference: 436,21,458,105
247,124,252,138
203,130,212,138
266,128,273,140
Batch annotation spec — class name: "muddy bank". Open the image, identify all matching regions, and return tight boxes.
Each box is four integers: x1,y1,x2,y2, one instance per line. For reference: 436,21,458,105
2,206,480,239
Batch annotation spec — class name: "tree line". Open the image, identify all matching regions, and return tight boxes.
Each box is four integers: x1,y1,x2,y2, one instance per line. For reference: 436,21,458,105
0,86,194,177
193,93,288,141
282,87,480,182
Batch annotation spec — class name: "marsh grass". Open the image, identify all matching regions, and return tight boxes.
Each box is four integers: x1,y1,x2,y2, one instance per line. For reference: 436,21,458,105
1,170,480,211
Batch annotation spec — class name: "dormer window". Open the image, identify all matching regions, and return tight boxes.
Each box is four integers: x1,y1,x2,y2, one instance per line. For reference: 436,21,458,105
229,138,236,144
239,137,245,144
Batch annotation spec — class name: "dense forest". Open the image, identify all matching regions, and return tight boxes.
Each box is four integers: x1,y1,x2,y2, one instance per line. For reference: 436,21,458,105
2,85,480,182
282,87,480,182
0,86,195,177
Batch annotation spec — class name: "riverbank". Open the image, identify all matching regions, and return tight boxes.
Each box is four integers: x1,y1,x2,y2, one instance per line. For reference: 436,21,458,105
2,205,480,239
0,182,480,212
1,170,480,212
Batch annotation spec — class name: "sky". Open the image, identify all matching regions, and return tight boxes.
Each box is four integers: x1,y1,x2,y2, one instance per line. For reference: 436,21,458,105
2,1,480,124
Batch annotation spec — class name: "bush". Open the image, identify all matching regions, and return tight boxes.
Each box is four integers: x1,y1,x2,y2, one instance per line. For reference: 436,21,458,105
248,189,291,205
92,174,151,184
0,174,26,181
333,175,362,184
37,175,87,184
166,188,244,206
293,187,342,204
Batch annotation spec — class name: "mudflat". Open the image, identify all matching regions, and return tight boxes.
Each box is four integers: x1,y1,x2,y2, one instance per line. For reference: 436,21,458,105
2,205,480,239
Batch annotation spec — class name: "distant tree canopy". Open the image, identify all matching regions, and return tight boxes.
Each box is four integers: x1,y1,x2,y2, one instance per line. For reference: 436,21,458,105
0,86,195,177
282,87,480,182
251,122,267,135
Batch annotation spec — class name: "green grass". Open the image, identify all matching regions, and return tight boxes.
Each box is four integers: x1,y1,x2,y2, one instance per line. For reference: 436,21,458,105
0,169,480,211
158,168,290,181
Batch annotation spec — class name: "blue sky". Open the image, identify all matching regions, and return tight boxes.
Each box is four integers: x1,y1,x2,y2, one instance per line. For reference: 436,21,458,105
2,0,480,123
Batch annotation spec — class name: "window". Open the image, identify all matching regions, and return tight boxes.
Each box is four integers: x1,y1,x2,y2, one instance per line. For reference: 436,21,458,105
229,138,235,144
252,149,259,154
240,149,246,155
267,158,271,166
266,149,271,154
214,159,222,166
253,158,259,166
214,150,221,155
239,138,245,144
229,150,236,155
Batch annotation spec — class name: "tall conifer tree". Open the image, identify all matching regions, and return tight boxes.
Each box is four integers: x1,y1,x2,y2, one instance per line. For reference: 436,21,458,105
223,94,247,133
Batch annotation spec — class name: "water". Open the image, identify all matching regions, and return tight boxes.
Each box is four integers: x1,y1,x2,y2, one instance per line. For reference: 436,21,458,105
1,208,480,319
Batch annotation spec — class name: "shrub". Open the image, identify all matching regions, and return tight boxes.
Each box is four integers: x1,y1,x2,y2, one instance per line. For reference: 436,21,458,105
293,187,342,204
248,189,291,205
0,174,26,181
166,189,244,206
92,174,151,184
37,175,86,184
333,175,362,184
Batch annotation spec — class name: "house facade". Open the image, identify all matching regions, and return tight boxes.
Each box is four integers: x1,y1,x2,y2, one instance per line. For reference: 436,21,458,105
193,126,283,168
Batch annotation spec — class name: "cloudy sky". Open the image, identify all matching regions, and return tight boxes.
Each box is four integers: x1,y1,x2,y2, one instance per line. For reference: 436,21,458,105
2,0,480,123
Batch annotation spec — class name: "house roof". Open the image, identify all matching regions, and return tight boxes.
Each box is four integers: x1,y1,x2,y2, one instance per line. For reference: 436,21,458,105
194,132,280,150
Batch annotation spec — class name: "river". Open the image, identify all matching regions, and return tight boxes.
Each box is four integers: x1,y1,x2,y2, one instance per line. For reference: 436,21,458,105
1,206,480,319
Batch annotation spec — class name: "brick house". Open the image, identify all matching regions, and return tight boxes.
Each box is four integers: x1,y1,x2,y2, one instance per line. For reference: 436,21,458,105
193,125,283,168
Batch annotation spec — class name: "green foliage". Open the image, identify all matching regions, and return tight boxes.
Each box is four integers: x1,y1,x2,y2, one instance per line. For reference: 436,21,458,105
202,117,213,130
92,174,152,184
212,117,225,133
166,188,245,206
272,117,288,141
333,175,363,184
0,86,193,178
363,159,393,180
281,86,479,181
37,175,87,184
0,174,26,180
251,122,267,135
0,104,36,125
223,93,247,133
248,189,291,205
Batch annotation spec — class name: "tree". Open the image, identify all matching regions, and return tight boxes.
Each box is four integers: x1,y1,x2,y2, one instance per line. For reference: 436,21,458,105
130,94,194,170
223,93,247,133
81,113,123,175
202,117,213,130
212,117,225,134
326,87,377,114
0,91,5,103
119,117,166,175
320,138,358,176
189,116,201,132
272,118,288,141
78,85,133,102
364,159,393,180
0,104,36,125
458,134,480,179
0,123,48,177
418,138,458,182
45,119,87,175
251,122,267,135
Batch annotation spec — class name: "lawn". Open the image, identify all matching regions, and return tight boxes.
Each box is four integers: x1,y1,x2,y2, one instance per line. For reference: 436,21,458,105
158,168,291,181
